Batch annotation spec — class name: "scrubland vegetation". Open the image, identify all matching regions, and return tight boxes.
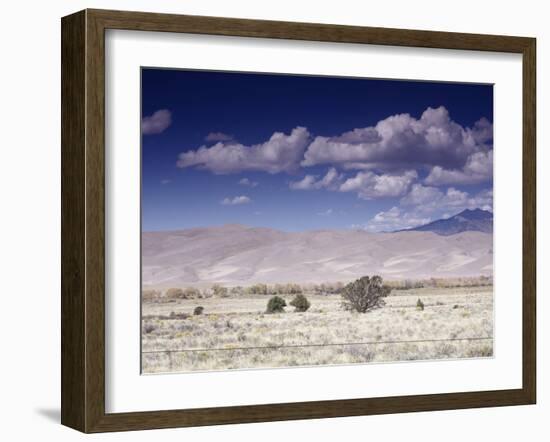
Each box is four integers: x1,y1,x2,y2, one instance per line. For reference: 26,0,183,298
142,276,493,373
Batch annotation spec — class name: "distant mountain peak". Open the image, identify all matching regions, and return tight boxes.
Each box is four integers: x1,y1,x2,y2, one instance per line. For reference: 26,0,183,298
454,208,493,220
400,209,493,236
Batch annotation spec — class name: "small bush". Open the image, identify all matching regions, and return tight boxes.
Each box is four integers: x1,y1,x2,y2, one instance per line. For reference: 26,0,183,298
341,275,391,313
313,282,344,295
165,287,184,299
212,284,229,297
248,283,269,295
193,306,204,315
289,294,311,312
169,311,189,320
143,323,156,334
230,286,244,296
416,298,425,311
285,283,303,294
142,289,161,302
183,287,201,299
266,296,286,313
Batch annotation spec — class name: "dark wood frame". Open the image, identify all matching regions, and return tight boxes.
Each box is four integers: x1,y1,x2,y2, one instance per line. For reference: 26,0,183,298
61,8,536,433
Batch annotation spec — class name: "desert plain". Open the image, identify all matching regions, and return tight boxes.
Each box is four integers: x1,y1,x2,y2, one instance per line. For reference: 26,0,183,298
142,225,493,373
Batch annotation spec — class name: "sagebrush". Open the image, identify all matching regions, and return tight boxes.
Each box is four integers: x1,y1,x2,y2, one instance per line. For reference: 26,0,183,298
289,294,311,312
341,275,391,313
266,296,286,313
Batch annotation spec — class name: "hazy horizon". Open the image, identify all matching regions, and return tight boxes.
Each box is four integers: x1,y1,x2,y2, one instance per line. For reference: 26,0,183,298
141,207,493,234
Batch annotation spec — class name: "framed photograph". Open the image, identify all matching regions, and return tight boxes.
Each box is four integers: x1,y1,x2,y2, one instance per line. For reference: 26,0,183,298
61,9,536,433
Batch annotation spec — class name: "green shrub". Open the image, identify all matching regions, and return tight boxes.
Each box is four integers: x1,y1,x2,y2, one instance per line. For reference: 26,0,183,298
169,311,189,319
416,298,425,311
341,275,391,313
193,306,204,315
266,296,286,313
289,294,311,312
143,323,156,334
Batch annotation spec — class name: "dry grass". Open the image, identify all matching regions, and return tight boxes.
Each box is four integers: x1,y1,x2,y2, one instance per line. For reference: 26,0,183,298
142,286,493,373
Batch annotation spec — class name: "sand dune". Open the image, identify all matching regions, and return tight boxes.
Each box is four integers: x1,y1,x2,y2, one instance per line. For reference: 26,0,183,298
142,224,493,287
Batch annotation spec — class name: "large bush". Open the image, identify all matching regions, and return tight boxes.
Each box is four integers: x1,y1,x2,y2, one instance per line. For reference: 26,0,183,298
341,275,391,313
266,296,286,313
289,294,311,312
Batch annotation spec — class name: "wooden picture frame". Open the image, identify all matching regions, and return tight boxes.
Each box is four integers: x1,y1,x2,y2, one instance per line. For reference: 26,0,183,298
61,8,536,433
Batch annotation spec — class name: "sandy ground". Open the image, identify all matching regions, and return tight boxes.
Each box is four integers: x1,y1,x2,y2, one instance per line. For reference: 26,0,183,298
142,286,493,373
142,225,493,287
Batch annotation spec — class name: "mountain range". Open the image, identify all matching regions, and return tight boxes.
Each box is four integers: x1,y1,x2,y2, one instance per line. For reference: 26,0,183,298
400,209,493,236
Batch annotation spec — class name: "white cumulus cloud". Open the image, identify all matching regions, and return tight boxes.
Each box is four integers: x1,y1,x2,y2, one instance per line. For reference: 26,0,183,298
357,206,431,232
291,168,418,200
400,183,443,206
318,209,334,216
221,195,251,205
177,127,310,174
360,186,493,232
238,178,258,187
289,175,318,190
425,150,493,185
339,170,418,199
302,106,492,173
142,109,172,135
289,167,342,190
400,185,493,216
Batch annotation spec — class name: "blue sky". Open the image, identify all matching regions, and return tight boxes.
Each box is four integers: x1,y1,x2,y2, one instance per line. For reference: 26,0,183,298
142,69,493,232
